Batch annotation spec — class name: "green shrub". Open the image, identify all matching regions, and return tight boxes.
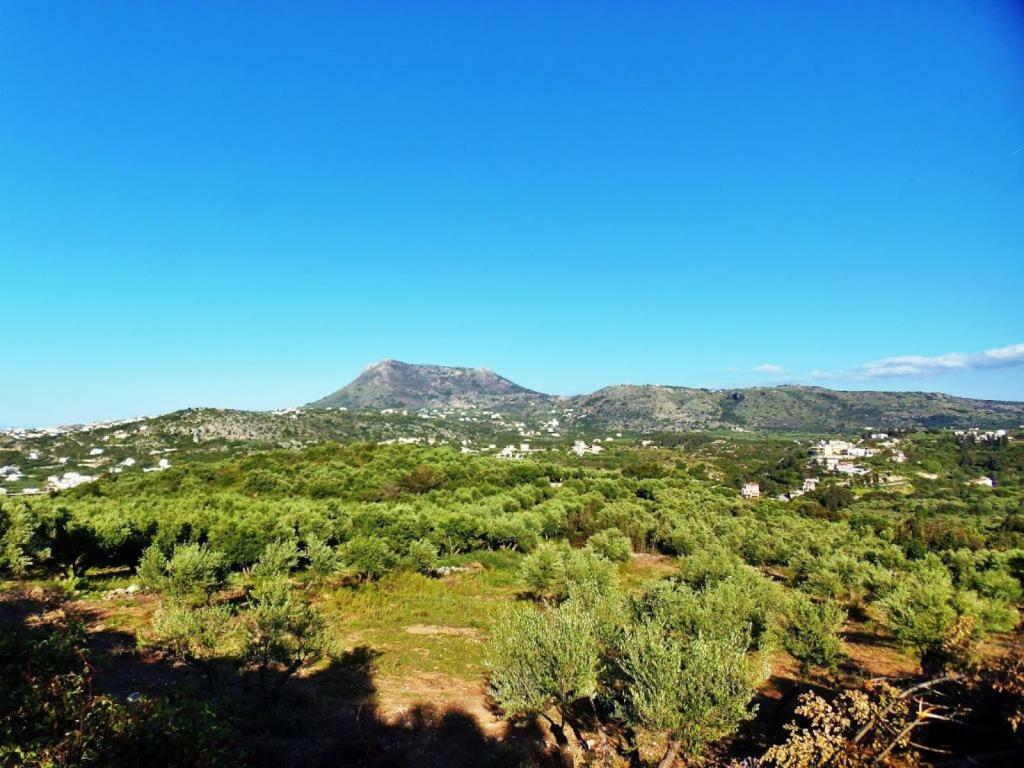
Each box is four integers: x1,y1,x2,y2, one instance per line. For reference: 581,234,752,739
617,622,765,762
140,542,225,603
780,592,846,669
250,539,299,585
877,556,957,659
404,538,439,574
343,536,396,582
243,576,331,701
586,528,633,563
303,534,342,582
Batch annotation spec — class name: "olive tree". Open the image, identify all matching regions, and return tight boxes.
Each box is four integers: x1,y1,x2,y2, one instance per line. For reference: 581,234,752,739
586,528,633,564
518,541,566,600
0,502,39,576
404,538,439,575
617,622,765,767
486,601,600,766
877,557,956,662
780,592,846,670
343,536,395,582
519,542,616,603
250,540,299,585
243,576,331,702
302,535,342,584
150,601,236,686
138,542,225,604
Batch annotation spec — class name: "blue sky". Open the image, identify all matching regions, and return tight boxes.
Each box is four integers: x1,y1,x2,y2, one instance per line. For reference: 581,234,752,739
2,1,1022,426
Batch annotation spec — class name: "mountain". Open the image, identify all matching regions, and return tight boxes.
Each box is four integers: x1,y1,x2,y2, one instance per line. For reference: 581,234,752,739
571,384,1024,432
308,362,1024,432
307,360,553,412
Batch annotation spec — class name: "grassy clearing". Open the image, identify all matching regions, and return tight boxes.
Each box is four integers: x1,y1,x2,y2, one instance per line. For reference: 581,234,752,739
324,551,526,683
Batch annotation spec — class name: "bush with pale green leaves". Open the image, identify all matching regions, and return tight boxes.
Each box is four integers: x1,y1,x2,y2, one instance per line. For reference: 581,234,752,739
150,601,236,686
586,528,633,563
876,556,957,658
250,540,299,585
404,538,439,574
518,541,567,599
486,599,600,762
343,536,395,582
302,535,342,582
138,542,225,603
779,592,846,669
243,576,331,701
617,623,765,762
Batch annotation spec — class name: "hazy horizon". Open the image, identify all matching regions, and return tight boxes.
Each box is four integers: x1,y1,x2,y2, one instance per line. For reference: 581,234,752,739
5,353,1024,430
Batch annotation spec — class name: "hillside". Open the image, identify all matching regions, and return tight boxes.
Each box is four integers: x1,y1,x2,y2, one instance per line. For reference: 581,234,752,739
573,384,1024,432
308,360,553,413
307,362,1024,432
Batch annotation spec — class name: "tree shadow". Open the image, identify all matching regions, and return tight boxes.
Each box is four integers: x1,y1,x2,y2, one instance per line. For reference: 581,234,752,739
1,588,559,768
242,645,557,768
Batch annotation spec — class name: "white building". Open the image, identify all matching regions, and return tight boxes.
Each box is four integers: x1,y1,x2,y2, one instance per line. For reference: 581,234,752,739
741,482,760,499
802,477,819,492
835,462,870,476
571,440,604,456
46,472,96,491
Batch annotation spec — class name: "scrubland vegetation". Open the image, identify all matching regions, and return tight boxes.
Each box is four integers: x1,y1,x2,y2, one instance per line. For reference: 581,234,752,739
2,431,1023,766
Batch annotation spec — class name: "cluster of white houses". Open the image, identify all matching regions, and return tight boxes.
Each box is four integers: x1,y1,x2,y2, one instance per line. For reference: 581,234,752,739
495,437,613,460
741,434,914,501
571,440,604,456
741,476,819,501
0,416,149,442
811,439,875,475
46,471,96,491
498,442,534,459
955,428,1010,443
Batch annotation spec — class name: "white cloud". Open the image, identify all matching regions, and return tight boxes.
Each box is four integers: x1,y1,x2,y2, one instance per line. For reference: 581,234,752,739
813,343,1024,381
753,363,785,374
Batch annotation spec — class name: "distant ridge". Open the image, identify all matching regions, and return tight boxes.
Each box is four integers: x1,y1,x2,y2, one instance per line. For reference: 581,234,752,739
307,362,1024,431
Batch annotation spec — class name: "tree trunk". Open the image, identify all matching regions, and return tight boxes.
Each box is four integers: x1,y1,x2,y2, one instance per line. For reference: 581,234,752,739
541,714,575,768
588,698,613,765
657,738,682,768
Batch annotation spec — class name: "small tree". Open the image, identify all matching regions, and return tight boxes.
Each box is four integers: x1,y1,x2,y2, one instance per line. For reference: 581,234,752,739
302,535,342,584
404,538,439,575
781,593,847,670
343,536,395,582
519,541,566,600
150,601,236,687
586,528,633,564
243,576,330,702
137,544,168,591
0,502,40,576
250,540,299,587
617,623,764,766
562,549,617,601
877,558,956,663
487,602,600,766
139,543,225,604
